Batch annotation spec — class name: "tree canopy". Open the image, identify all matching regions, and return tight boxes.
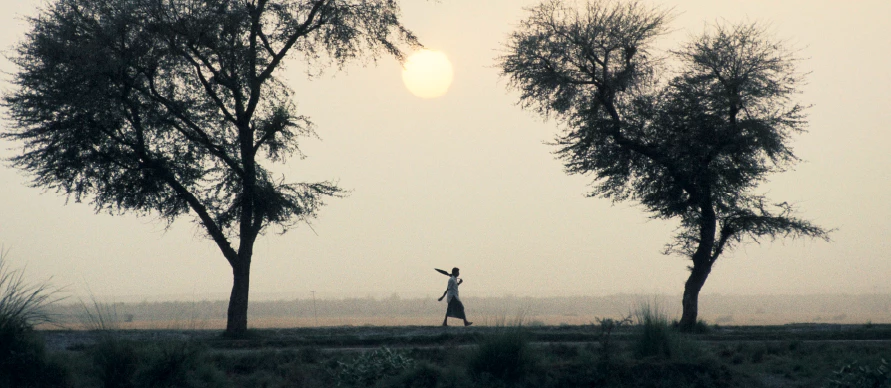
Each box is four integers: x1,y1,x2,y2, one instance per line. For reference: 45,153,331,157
499,0,830,330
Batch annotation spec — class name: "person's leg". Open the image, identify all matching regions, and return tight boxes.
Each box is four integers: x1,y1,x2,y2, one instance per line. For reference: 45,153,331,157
442,314,448,326
456,300,471,326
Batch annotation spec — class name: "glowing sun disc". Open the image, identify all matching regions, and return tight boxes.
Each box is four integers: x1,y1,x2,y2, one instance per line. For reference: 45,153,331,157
401,50,453,98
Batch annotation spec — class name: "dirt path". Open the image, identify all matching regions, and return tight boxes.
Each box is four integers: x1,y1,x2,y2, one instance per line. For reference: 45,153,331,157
39,323,891,353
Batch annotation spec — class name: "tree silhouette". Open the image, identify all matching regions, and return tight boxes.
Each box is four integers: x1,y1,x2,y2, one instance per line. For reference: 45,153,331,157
498,0,830,331
3,0,418,337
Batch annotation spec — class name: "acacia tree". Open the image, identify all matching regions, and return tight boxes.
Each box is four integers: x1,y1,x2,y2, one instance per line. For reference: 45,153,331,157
499,0,830,331
3,0,418,336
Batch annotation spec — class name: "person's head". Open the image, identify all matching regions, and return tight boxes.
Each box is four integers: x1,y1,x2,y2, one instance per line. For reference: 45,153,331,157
451,267,460,277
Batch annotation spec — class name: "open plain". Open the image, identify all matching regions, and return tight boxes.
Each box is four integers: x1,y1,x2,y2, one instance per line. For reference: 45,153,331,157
20,295,891,387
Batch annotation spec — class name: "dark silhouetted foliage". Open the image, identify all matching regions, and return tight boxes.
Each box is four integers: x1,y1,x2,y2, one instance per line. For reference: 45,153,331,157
498,0,830,331
88,339,141,388
3,0,418,337
469,328,538,384
0,248,66,388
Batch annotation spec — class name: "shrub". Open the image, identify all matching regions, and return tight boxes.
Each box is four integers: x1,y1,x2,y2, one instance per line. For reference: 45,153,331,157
88,338,141,387
671,319,718,334
136,341,214,388
633,302,674,359
468,328,536,383
87,338,226,388
596,315,632,362
692,319,712,334
335,347,414,387
0,325,62,387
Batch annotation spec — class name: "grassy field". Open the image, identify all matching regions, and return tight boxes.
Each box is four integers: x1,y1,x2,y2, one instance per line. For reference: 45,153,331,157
5,270,891,387
9,321,891,387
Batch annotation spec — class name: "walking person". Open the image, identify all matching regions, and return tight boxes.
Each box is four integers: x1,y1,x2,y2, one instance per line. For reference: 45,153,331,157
438,267,472,327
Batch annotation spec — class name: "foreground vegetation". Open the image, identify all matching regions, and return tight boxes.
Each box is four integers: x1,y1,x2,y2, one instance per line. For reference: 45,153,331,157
5,319,891,387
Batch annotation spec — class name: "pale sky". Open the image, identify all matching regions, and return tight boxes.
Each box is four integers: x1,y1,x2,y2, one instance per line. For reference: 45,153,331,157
0,0,889,302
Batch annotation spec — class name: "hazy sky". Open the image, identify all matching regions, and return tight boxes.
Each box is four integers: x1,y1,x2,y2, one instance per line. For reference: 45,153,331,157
1,0,889,302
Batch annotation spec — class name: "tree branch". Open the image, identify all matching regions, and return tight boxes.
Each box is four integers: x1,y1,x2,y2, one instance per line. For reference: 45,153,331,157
121,94,238,266
138,78,245,178
178,55,239,124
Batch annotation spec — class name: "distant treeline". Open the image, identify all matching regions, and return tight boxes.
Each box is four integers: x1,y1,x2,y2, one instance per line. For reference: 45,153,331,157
43,294,891,327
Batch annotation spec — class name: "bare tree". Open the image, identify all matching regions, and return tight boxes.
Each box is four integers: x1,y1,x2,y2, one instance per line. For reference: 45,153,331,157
498,0,830,331
3,0,418,337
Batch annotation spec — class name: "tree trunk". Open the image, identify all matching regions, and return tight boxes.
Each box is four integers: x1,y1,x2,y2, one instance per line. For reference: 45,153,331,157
679,191,717,332
225,259,251,337
679,260,712,332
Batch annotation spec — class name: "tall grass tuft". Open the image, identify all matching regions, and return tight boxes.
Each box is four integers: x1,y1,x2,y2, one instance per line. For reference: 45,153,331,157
0,247,58,330
633,301,675,359
0,246,65,386
78,288,122,332
469,315,538,384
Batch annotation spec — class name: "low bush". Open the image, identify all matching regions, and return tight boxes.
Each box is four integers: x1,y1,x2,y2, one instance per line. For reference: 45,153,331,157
468,328,537,384
691,319,712,334
87,338,226,388
137,341,226,388
0,325,69,388
596,315,633,362
88,338,141,387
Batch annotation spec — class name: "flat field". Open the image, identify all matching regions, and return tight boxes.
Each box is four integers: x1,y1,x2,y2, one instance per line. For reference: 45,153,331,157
18,295,891,386
30,323,891,387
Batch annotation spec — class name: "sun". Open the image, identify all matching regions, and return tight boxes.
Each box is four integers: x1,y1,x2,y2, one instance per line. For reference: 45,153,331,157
401,50,454,99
